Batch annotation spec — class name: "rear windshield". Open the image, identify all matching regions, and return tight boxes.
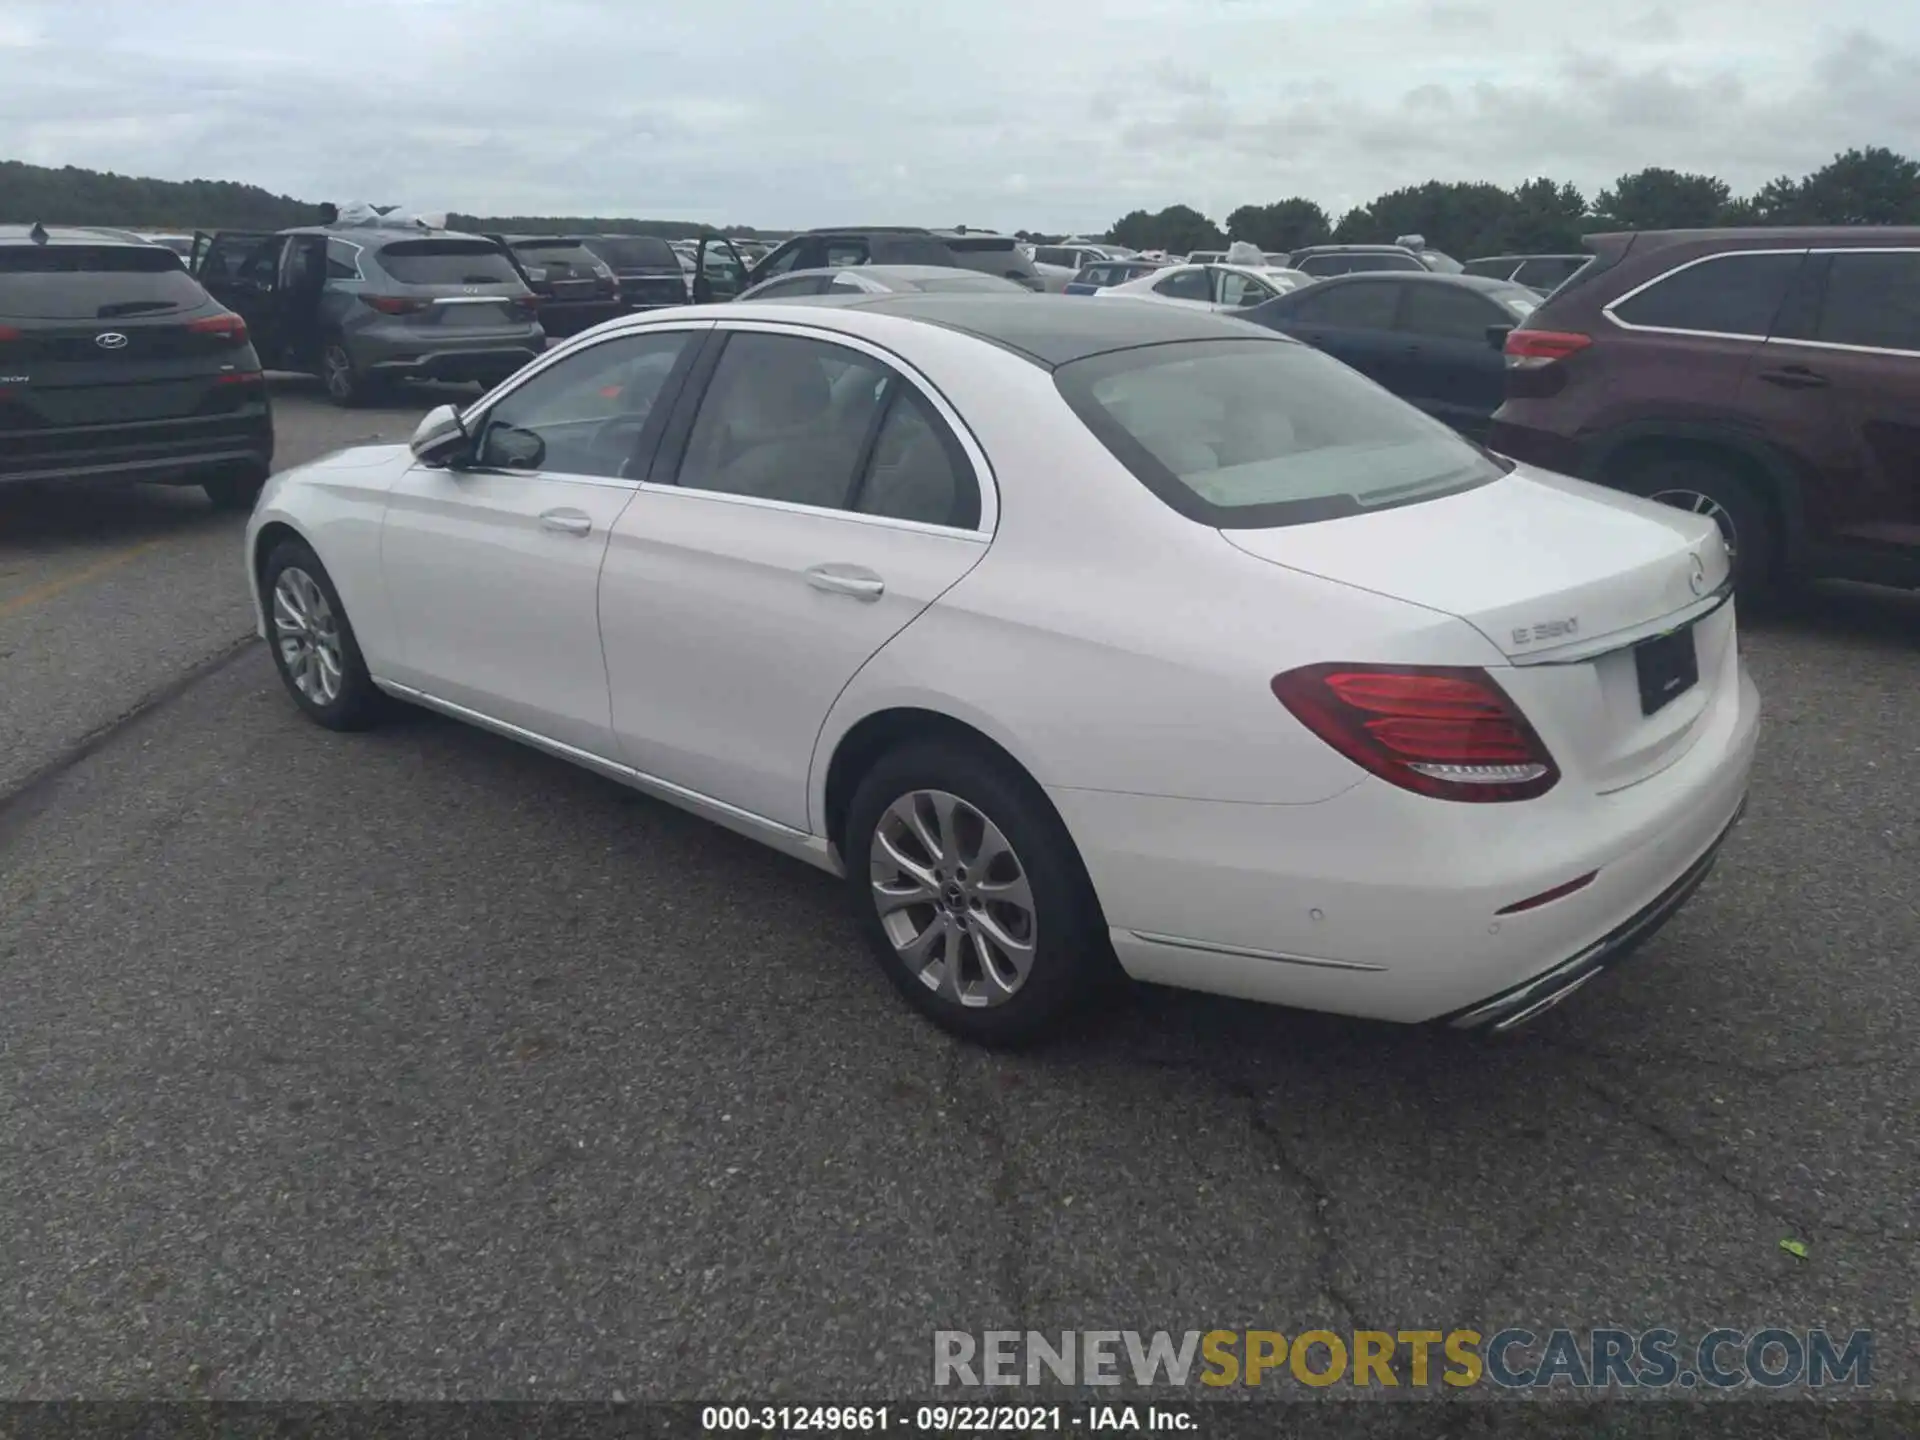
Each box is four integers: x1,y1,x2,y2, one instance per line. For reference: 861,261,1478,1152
1056,338,1502,528
583,236,677,269
1301,254,1425,275
0,244,206,319
941,236,1017,253
376,240,522,286
1416,250,1464,274
510,241,607,275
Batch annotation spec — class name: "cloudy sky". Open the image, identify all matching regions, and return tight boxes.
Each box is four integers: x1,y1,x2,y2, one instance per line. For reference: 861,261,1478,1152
1,0,1916,231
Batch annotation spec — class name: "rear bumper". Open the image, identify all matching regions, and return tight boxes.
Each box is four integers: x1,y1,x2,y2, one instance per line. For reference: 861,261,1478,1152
1057,661,1761,1025
0,410,273,488
533,300,624,336
1438,797,1746,1032
365,347,542,383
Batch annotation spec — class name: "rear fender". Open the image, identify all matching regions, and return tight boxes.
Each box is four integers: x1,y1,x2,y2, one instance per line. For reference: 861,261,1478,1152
1585,421,1811,573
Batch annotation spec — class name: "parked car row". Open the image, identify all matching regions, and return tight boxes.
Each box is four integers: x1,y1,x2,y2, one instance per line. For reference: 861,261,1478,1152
7,211,1915,604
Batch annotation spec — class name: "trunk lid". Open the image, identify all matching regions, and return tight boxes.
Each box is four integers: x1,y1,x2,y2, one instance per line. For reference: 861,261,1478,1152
1220,466,1739,793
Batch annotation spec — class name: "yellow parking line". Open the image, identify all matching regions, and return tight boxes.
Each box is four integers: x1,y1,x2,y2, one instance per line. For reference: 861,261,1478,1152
0,539,167,620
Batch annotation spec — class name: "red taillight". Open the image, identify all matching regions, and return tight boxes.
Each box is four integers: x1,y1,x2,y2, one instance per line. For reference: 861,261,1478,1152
1503,328,1590,370
511,294,540,312
363,295,428,316
0,324,20,342
187,312,248,341
214,370,264,385
1270,663,1560,803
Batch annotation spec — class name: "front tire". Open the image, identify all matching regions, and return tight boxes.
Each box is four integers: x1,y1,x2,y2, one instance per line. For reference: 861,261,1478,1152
260,539,387,731
844,739,1110,1045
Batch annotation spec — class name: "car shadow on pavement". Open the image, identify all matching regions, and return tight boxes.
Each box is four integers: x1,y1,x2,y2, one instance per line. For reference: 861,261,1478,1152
1755,579,1920,650
0,479,225,547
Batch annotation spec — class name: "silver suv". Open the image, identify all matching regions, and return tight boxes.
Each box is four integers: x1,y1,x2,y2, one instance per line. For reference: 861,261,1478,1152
193,226,546,407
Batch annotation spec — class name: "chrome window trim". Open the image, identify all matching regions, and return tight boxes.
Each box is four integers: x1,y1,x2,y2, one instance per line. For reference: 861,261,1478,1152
666,316,1002,536
1600,247,1809,340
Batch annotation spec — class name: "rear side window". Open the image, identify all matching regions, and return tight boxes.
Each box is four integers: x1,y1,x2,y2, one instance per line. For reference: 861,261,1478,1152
823,241,870,268
1058,339,1501,528
1152,269,1212,302
1609,251,1802,338
854,389,981,528
1287,280,1401,328
1814,251,1920,353
0,245,207,319
1034,247,1074,267
1462,259,1515,280
378,241,522,286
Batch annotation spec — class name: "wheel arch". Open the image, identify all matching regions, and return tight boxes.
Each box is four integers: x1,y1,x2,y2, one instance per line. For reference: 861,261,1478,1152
817,702,1056,861
1585,422,1811,574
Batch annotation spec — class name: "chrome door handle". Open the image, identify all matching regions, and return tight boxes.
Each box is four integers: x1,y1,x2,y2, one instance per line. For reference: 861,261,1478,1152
539,509,593,536
805,564,885,600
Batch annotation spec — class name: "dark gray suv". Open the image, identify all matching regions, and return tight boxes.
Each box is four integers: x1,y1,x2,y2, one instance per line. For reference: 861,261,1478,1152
193,226,546,406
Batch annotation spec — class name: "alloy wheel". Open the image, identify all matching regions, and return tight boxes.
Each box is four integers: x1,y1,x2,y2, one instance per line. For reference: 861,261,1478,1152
272,566,346,706
1647,487,1738,564
869,789,1038,1009
322,345,354,402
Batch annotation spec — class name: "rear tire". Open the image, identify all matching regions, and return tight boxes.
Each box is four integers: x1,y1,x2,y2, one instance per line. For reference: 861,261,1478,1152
203,466,267,511
843,739,1111,1046
1618,453,1778,600
260,538,388,731
320,339,379,409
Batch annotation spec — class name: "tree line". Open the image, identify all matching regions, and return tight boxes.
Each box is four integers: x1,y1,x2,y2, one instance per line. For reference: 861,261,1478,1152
4,148,1917,257
1080,148,1920,257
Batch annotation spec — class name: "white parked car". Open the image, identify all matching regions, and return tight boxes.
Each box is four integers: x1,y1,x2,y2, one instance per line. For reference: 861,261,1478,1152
738,264,1032,300
1097,262,1312,314
247,294,1758,1044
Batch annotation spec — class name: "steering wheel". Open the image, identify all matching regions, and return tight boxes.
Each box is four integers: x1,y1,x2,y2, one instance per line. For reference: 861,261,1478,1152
586,407,655,478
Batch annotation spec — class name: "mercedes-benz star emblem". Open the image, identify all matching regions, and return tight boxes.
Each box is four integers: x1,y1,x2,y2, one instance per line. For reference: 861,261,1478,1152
1688,551,1707,596
95,332,129,350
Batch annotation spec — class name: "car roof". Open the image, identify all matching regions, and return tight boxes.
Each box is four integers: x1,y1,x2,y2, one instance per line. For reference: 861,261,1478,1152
505,234,590,245
802,225,934,236
1297,271,1529,293
1591,225,1920,246
0,223,158,248
1292,244,1417,256
823,291,1287,367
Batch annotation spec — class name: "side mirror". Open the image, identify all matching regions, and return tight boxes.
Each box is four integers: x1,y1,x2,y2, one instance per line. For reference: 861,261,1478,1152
691,274,713,304
477,423,546,471
1486,324,1514,351
409,403,469,466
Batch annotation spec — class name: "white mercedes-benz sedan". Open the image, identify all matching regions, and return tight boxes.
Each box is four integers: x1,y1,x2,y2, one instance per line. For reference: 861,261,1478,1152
245,295,1759,1044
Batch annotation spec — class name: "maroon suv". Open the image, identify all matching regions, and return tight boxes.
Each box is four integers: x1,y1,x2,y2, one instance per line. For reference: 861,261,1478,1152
1485,227,1920,596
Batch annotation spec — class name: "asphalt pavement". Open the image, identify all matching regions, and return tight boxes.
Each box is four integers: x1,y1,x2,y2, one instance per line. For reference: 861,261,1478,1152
1,377,1915,1401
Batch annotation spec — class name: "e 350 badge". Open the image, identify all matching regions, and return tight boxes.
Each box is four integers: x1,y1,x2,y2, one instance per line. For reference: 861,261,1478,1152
1513,617,1579,646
